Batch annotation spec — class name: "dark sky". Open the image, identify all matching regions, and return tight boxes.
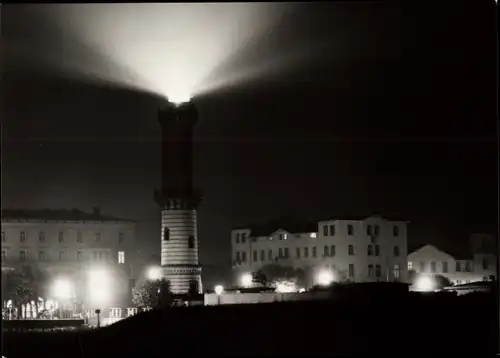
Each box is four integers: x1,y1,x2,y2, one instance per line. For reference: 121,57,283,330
2,3,497,271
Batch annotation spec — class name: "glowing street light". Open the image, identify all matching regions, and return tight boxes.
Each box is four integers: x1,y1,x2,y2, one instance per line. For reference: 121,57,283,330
88,268,112,304
241,273,253,288
168,93,192,106
317,270,334,286
214,285,224,295
415,276,435,292
147,266,162,281
51,279,73,300
275,281,297,293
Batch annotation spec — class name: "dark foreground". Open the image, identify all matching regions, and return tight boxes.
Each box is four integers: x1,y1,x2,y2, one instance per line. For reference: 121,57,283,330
3,292,498,357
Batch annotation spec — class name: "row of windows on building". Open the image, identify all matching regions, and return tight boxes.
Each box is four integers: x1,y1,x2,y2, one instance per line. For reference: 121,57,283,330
162,228,196,249
408,260,474,274
235,244,401,263
1,249,126,264
1,231,126,244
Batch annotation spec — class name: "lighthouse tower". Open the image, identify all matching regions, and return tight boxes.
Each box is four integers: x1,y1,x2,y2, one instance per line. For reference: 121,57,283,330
154,101,202,295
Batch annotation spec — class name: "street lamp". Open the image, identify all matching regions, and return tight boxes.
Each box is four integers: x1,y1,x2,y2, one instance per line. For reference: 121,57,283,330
51,278,73,319
147,266,162,281
415,276,435,292
214,285,224,305
316,270,334,286
240,273,253,288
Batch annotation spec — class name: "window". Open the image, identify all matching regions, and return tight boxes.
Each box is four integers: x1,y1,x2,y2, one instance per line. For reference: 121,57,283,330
39,232,45,242
482,257,489,270
118,251,125,264
349,264,355,278
163,227,170,241
1,231,5,242
38,251,45,261
323,245,329,256
456,261,461,272
393,264,400,280
110,308,122,318
367,245,373,256
304,247,309,258
58,231,64,243
284,248,289,258
96,233,101,242
442,261,448,273
236,252,241,262
188,236,195,249
296,247,301,259
77,231,83,243
430,261,437,273
241,233,246,243
348,245,354,256
330,245,335,256
310,232,317,238
323,225,328,236
279,234,283,241
312,247,317,257
329,225,335,236
374,245,380,257
189,280,199,295
253,250,258,261
1,250,6,261
367,225,373,236
268,250,272,261
393,226,399,237
375,264,381,278
465,261,471,272
279,248,283,258
235,233,240,243
347,225,354,235
20,231,26,243
20,250,26,262
420,262,425,272
242,252,247,262
368,264,374,277
59,251,65,261
284,234,288,240
77,251,82,261
119,232,125,243
408,261,413,271
394,246,400,257
374,225,380,236
260,250,265,261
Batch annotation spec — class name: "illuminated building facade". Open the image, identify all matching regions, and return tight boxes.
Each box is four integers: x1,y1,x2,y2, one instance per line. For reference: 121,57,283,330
408,234,497,285
1,208,136,318
154,101,202,295
231,216,408,287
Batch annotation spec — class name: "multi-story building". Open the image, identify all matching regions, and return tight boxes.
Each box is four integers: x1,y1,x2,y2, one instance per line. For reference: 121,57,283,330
231,215,408,287
407,233,497,285
1,208,136,317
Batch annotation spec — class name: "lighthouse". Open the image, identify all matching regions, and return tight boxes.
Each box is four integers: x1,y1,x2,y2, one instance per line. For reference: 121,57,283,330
154,100,202,296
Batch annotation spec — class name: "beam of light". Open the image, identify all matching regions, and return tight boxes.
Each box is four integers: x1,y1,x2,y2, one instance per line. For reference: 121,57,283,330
316,269,335,286
5,4,308,102
240,273,253,288
147,266,162,281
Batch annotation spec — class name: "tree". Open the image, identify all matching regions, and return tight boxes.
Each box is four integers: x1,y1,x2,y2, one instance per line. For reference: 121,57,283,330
259,264,308,287
132,278,172,309
434,274,452,288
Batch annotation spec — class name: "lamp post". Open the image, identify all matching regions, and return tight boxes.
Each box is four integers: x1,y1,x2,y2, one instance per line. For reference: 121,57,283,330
214,285,224,305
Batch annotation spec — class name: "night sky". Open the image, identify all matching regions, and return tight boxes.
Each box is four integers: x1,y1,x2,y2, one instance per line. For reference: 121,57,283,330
2,2,497,272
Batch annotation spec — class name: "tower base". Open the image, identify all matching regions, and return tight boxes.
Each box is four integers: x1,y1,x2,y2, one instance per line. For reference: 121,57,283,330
162,266,202,295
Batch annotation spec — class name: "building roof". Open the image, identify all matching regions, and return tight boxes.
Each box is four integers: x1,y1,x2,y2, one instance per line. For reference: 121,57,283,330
233,216,318,237
1,208,134,223
409,243,472,260
319,213,409,222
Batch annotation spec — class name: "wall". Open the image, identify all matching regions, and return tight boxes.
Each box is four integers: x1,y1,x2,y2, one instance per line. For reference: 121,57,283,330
204,291,332,306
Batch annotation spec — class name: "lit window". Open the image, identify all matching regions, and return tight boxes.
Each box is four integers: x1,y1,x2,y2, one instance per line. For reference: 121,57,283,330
20,231,26,243
39,232,45,242
77,231,83,243
296,247,301,259
322,225,328,236
284,234,288,240
393,226,399,237
310,232,317,238
163,227,169,241
58,231,64,243
329,225,335,236
118,251,125,264
312,247,317,257
119,232,125,243
188,235,195,249
330,245,335,256
348,245,354,256
95,233,101,242
109,308,122,318
408,261,413,271
347,225,354,235
393,264,400,280
442,262,448,273
20,250,26,262
393,246,400,257
304,247,309,258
